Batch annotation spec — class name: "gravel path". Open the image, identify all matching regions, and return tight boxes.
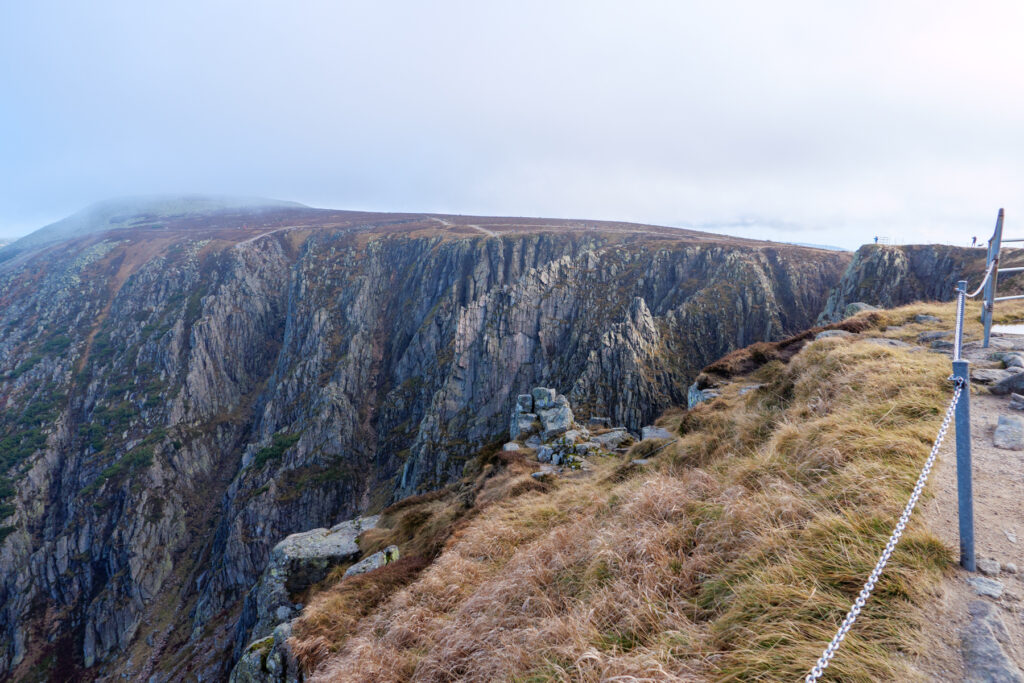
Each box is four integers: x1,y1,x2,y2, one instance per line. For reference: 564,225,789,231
920,334,1024,681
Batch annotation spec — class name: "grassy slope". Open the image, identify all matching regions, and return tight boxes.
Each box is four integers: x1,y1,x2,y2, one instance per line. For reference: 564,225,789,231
288,302,996,682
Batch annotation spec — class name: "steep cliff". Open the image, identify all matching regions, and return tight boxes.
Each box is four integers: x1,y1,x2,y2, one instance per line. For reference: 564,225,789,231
0,200,848,680
817,243,1020,323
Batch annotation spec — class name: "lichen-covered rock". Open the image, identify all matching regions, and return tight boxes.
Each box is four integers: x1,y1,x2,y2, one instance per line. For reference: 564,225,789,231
537,393,575,441
592,428,633,450
344,545,400,578
233,516,378,664
641,426,673,440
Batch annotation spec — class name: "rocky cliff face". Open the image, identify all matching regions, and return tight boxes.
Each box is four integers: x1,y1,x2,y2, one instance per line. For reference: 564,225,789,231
0,201,848,680
817,244,995,323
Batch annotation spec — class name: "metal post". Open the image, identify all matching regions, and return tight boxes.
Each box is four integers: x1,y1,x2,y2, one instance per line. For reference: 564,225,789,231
982,208,1004,347
952,358,975,571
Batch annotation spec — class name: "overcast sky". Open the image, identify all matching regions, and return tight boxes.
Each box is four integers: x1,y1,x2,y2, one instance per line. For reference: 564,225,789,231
2,1,1022,249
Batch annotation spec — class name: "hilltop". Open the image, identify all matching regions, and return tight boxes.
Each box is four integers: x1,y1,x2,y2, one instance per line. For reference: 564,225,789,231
0,198,1018,680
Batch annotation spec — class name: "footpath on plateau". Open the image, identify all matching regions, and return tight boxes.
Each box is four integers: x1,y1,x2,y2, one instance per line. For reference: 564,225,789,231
921,330,1024,682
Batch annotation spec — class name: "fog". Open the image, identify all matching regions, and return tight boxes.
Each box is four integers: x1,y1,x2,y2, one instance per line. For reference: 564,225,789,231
2,1,1023,248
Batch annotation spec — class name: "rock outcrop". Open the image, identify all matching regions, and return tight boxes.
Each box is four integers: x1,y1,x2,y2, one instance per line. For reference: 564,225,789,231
818,244,991,323
0,201,848,679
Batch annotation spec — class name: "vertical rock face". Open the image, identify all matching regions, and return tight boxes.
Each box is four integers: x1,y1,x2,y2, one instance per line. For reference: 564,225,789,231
0,203,848,679
818,244,992,323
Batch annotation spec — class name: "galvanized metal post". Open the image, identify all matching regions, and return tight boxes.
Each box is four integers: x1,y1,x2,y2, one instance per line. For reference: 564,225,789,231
983,209,1004,347
952,356,976,571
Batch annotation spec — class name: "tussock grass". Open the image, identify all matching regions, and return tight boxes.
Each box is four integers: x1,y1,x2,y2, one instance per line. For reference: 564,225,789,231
296,303,968,681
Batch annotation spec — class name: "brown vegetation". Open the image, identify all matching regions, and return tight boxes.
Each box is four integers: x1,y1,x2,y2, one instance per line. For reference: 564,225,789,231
284,303,979,681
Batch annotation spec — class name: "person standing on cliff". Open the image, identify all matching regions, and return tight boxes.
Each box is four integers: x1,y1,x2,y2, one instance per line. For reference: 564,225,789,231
874,236,878,244
972,236,978,247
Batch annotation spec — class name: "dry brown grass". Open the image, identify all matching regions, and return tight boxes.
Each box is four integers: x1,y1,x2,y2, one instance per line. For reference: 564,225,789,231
295,303,980,682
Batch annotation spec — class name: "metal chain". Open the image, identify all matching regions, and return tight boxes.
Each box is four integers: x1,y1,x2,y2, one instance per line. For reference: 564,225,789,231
805,377,965,682
965,259,997,299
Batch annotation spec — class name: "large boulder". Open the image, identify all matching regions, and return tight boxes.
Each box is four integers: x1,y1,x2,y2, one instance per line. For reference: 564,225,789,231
537,393,574,441
234,516,378,665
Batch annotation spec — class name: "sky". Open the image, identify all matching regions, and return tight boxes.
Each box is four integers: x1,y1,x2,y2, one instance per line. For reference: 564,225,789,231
2,1,1023,249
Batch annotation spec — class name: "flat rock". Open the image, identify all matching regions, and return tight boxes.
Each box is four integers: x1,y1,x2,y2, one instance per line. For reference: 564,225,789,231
931,339,955,350
588,417,612,428
976,368,1015,386
630,458,649,466
864,337,912,349
815,329,853,340
961,600,1024,683
915,314,941,323
737,384,763,396
641,425,673,440
502,442,521,451
967,576,1004,599
993,415,1024,450
978,557,1002,576
918,330,952,342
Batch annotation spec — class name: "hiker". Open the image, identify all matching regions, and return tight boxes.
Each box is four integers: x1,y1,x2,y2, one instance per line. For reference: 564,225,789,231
972,236,977,247
874,236,878,244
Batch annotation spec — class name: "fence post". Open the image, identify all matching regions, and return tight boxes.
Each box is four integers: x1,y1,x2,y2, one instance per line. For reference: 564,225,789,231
952,353,975,571
982,208,1004,348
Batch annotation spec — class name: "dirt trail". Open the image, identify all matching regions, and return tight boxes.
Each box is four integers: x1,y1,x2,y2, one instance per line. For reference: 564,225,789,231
428,216,498,237
919,333,1024,681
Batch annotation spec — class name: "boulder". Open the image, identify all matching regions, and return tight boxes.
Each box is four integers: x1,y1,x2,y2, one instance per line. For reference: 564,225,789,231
687,381,721,409
344,545,400,578
502,442,521,451
641,426,673,440
592,428,633,450
588,417,612,428
993,415,1024,450
977,557,1001,576
1010,394,1024,411
510,412,540,440
235,515,378,670
575,441,602,455
844,302,879,317
531,387,557,410
537,394,574,441
537,445,554,464
516,394,533,412
524,434,543,449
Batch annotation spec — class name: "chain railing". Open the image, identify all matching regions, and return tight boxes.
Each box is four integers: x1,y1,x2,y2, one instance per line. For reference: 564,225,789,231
805,377,963,682
807,260,997,680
